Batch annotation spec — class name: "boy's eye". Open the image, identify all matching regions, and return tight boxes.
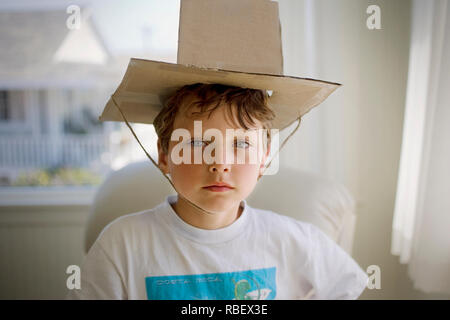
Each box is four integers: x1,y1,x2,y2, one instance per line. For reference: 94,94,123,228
190,140,206,147
189,139,251,148
234,140,250,149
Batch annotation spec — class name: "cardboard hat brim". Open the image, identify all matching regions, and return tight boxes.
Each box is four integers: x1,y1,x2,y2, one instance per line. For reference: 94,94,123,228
99,58,341,131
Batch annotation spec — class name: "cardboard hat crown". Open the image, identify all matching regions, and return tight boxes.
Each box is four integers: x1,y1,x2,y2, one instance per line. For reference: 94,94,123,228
98,0,341,131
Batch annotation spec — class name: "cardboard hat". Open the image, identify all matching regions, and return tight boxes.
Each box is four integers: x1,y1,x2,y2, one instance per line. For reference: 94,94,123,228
98,0,341,131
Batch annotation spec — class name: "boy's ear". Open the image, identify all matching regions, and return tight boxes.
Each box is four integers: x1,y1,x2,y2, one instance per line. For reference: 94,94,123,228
157,139,169,174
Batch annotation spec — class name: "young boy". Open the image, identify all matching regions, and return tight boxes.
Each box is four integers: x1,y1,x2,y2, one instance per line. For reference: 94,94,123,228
67,83,368,300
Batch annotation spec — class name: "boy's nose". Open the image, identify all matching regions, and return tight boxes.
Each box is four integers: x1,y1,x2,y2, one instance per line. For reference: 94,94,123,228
208,162,231,173
207,144,233,172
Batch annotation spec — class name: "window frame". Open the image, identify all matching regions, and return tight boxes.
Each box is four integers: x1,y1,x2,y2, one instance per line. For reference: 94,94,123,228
0,185,97,206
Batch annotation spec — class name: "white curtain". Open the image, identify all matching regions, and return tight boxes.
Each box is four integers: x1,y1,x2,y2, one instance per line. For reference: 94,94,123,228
391,0,450,294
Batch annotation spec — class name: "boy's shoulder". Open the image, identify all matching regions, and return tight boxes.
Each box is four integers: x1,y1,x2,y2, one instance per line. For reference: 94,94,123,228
95,202,165,244
249,205,314,239
250,205,342,250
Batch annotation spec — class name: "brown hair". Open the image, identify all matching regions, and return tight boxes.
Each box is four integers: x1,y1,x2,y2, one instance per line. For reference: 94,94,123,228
154,83,276,155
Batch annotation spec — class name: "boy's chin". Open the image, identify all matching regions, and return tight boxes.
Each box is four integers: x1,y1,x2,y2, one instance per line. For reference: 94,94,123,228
184,195,240,214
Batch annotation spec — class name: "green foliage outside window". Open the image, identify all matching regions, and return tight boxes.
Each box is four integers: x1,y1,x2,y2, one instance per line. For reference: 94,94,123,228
12,166,102,187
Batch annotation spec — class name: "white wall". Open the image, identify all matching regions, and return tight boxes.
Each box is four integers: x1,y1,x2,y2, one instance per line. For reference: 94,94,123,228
0,202,88,299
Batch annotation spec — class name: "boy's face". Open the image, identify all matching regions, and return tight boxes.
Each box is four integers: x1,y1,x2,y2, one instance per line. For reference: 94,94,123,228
157,102,270,214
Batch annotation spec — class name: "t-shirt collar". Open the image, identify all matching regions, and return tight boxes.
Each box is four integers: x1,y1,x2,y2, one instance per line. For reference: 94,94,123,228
161,194,251,244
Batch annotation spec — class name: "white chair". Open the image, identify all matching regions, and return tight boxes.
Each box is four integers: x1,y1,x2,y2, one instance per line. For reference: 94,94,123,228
85,160,358,256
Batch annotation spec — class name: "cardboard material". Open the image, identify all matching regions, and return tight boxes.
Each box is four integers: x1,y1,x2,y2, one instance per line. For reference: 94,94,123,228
100,58,340,130
98,0,341,131
178,0,283,75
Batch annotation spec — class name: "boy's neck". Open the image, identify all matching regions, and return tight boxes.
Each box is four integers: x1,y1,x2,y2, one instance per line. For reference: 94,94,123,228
170,196,243,230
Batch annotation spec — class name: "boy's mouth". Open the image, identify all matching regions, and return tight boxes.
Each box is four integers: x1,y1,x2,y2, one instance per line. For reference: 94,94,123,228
203,182,234,192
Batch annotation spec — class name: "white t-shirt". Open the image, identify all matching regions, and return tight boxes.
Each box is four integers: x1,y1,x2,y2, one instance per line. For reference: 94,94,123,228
66,194,368,300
